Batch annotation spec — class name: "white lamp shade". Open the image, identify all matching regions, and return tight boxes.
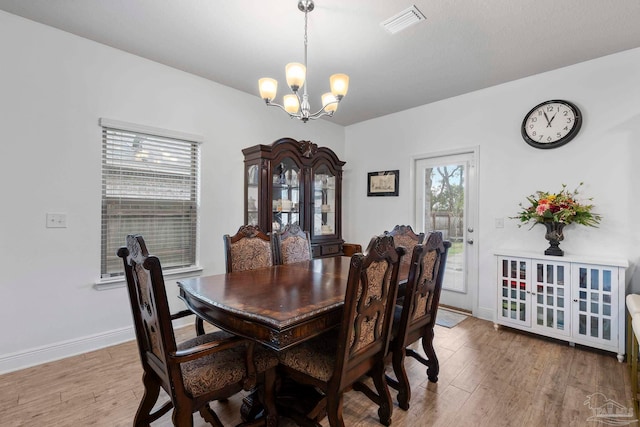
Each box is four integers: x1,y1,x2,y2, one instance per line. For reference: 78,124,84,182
322,93,338,112
285,63,306,91
330,74,349,98
259,78,278,101
283,94,300,113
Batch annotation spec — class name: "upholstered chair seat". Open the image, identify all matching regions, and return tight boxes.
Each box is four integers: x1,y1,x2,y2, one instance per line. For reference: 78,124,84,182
278,330,338,382
178,332,278,398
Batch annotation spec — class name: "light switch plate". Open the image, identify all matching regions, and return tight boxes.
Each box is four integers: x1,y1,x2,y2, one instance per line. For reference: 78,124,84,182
46,213,67,228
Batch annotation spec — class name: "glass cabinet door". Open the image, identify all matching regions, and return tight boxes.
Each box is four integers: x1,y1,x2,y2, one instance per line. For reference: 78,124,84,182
312,165,336,238
246,163,259,226
497,257,530,327
573,264,618,344
532,261,570,336
271,157,301,232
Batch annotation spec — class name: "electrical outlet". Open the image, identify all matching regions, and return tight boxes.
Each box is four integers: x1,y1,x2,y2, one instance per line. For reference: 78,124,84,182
46,213,67,228
495,217,504,228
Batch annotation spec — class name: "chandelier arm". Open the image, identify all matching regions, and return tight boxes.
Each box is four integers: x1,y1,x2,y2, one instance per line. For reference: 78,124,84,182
264,100,302,119
305,98,340,119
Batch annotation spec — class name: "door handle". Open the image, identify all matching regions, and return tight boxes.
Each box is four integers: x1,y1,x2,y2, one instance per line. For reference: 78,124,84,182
467,239,474,244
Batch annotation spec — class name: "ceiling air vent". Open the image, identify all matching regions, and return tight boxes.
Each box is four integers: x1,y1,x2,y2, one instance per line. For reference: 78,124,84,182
381,5,426,34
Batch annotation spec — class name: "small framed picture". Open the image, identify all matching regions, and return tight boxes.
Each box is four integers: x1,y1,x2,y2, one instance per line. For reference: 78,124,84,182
367,170,399,197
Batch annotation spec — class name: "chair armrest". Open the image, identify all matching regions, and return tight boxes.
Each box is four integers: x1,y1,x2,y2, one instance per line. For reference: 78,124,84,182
170,335,247,363
170,309,194,321
343,243,362,257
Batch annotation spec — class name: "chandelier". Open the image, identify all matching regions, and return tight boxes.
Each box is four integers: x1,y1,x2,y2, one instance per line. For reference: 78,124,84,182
258,0,349,123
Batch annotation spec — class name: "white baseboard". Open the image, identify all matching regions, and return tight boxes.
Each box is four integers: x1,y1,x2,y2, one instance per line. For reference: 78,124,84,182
0,327,135,375
0,317,195,375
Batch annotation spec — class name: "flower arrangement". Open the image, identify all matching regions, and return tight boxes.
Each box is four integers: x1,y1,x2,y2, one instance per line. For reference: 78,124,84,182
514,182,602,228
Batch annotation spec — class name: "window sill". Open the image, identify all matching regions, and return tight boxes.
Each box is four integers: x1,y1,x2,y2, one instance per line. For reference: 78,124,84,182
93,265,204,291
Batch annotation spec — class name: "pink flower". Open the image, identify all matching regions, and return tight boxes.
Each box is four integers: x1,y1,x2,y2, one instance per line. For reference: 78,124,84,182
536,202,550,216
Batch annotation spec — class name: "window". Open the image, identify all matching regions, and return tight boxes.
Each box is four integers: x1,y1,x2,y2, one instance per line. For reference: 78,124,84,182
100,119,200,279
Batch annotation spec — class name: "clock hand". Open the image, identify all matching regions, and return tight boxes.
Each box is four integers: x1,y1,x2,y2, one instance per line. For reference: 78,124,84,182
543,111,551,127
548,113,557,126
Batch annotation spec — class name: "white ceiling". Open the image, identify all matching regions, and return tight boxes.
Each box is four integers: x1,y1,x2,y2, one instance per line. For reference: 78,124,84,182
2,0,640,126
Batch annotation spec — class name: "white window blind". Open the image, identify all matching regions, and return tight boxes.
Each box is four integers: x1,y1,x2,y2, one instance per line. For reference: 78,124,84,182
100,120,200,278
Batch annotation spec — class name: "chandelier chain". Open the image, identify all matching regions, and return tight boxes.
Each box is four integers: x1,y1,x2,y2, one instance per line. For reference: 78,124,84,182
303,3,309,97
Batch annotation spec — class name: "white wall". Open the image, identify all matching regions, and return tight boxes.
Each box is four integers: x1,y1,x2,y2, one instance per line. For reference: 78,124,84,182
0,11,345,373
343,47,640,320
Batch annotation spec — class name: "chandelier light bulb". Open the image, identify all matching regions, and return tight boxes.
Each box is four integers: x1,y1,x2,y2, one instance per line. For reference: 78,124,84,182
283,94,300,113
285,63,306,92
330,74,349,98
258,78,278,101
322,93,338,112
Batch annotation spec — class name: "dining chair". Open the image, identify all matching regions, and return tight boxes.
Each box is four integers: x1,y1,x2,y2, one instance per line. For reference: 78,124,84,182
118,234,278,427
273,223,312,264
386,224,425,268
386,225,425,299
386,231,450,410
224,224,274,273
277,234,405,427
195,225,274,337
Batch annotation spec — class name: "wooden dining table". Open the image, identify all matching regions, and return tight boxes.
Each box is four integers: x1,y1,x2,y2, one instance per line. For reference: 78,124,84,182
178,256,354,351
178,256,410,352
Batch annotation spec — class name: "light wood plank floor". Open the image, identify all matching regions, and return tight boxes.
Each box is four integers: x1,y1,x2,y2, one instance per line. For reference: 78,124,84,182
0,316,634,426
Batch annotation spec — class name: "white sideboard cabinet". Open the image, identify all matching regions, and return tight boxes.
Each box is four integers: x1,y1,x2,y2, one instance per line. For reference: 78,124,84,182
494,251,628,362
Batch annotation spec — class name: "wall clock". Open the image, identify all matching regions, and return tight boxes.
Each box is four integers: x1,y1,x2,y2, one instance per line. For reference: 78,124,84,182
521,100,582,149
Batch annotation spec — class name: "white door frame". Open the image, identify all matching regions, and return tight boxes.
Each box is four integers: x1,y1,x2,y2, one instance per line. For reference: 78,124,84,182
410,146,479,315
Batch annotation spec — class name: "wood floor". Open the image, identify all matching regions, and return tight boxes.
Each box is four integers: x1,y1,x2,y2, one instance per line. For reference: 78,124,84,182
0,315,634,426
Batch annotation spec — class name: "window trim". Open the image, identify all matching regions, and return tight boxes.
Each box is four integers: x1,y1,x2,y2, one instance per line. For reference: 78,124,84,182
96,118,203,289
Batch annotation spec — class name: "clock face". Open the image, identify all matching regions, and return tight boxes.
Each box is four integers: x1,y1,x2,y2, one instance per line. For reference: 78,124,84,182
521,100,582,149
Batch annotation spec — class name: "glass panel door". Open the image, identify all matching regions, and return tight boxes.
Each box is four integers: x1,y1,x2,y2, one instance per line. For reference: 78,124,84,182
573,264,617,344
414,150,478,312
246,163,259,226
532,261,570,336
312,165,336,237
497,257,530,327
272,157,301,232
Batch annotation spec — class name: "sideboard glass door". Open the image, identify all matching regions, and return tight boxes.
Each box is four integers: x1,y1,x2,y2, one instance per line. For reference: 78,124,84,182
312,165,336,238
246,163,259,226
497,256,531,328
532,260,570,336
271,157,301,233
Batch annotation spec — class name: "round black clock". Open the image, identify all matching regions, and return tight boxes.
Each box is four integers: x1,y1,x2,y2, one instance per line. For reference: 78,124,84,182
521,100,582,149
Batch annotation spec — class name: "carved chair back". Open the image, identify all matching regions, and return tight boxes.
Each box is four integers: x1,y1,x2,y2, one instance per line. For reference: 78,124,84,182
335,234,404,393
223,225,274,273
386,225,425,269
274,223,312,265
119,235,178,389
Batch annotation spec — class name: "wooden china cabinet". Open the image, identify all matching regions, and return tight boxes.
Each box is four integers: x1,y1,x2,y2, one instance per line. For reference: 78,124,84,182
243,137,345,258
